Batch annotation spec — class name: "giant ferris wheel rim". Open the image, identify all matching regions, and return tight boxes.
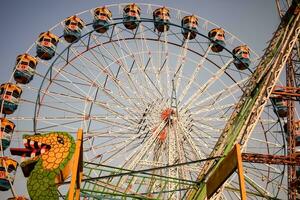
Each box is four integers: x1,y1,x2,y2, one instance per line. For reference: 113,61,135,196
0,3,288,199
33,18,257,132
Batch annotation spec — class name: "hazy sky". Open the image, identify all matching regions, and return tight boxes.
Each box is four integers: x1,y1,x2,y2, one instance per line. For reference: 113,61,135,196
0,0,280,198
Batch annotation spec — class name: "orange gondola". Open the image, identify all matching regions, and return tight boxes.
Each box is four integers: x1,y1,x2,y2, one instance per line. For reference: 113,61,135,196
208,28,225,53
0,83,22,115
93,7,112,33
0,157,18,191
181,15,198,40
153,7,170,32
36,31,59,60
63,15,84,43
13,54,37,84
232,45,251,70
123,3,141,30
0,118,15,151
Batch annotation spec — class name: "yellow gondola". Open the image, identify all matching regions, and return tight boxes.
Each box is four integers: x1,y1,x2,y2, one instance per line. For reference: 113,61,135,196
0,83,22,115
63,15,84,43
153,7,170,32
181,15,198,40
0,157,18,191
232,45,251,70
208,28,226,53
93,7,112,33
36,31,59,60
0,118,15,151
13,54,37,84
123,3,141,30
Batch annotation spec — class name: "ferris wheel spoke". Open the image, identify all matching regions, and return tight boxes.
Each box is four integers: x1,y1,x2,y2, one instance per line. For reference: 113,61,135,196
24,85,87,114
243,174,275,199
21,98,83,117
176,121,206,160
191,103,234,115
114,26,163,100
121,120,168,170
39,49,99,93
100,134,146,164
43,63,92,97
76,38,146,112
87,115,138,129
182,58,234,110
35,68,94,88
178,44,212,103
173,38,190,101
35,74,88,100
85,128,143,138
51,46,144,119
247,137,283,148
188,78,246,111
35,119,82,131
138,24,165,96
87,34,152,110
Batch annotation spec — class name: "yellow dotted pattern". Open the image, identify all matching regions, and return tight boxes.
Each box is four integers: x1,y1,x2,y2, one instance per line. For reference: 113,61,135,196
25,133,72,170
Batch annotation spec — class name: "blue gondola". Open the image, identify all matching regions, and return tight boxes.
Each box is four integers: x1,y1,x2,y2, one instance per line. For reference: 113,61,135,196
0,157,18,191
153,7,170,32
93,7,112,33
270,89,288,118
208,28,226,53
0,83,22,115
232,45,251,70
181,15,198,40
0,118,15,151
123,3,141,30
36,31,59,60
63,15,84,43
13,54,37,84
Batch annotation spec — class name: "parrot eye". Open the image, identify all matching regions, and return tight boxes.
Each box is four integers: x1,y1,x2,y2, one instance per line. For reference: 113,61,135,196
57,136,64,145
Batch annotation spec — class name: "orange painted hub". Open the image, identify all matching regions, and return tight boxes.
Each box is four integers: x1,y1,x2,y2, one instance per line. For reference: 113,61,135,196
152,108,176,142
161,108,175,122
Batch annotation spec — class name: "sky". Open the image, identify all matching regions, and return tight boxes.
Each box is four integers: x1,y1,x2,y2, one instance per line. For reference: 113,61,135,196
0,0,281,199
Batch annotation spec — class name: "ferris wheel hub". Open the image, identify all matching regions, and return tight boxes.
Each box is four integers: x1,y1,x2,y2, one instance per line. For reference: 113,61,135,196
161,108,175,122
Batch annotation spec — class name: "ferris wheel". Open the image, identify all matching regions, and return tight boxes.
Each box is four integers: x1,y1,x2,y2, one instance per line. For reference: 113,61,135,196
0,3,290,200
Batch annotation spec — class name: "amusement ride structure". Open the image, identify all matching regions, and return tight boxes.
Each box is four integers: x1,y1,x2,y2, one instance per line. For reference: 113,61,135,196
0,1,300,199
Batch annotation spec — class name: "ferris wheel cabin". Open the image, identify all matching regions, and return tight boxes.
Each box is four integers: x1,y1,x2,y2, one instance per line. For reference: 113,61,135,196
0,118,15,151
0,157,18,191
232,45,251,70
13,54,37,84
63,15,84,43
123,3,141,30
181,15,198,40
93,7,112,33
208,28,226,53
0,83,22,115
270,89,288,118
36,31,59,60
153,7,170,32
